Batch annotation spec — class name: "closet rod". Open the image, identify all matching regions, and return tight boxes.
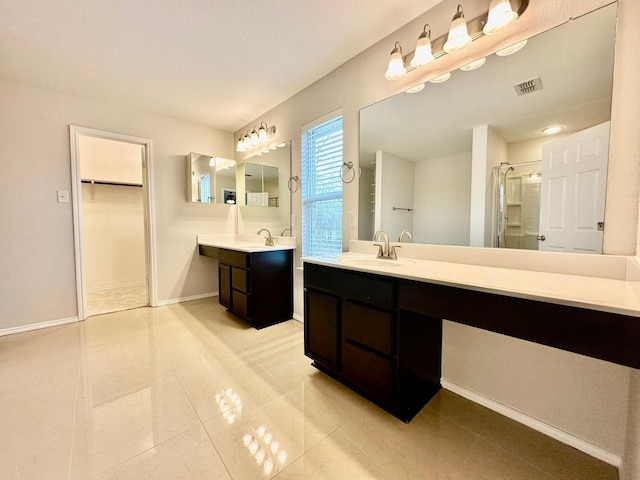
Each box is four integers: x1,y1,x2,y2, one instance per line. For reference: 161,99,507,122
81,179,143,187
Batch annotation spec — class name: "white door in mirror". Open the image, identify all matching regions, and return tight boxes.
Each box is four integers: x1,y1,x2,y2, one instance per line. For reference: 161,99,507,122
539,121,609,254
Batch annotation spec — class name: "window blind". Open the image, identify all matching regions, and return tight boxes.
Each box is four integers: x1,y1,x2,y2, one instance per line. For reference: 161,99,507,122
200,172,211,203
302,115,343,257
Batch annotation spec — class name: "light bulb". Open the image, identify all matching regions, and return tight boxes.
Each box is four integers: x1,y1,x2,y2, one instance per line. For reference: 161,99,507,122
443,5,472,53
384,42,406,80
410,25,435,68
258,123,268,142
484,0,518,35
250,128,259,145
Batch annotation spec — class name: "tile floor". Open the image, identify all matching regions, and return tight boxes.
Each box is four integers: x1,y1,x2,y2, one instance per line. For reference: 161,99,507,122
0,298,619,480
86,284,148,317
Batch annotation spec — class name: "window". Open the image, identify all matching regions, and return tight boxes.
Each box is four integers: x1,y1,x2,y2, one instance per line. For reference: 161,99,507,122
200,172,211,203
302,114,343,257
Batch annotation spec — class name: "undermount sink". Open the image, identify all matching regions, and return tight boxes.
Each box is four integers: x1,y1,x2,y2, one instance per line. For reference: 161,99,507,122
335,255,416,268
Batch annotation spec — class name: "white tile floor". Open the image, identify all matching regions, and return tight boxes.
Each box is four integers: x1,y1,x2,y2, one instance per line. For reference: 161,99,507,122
86,284,148,317
0,298,619,479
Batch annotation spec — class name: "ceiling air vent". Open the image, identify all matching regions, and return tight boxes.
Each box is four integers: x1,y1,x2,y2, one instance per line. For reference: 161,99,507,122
513,76,543,96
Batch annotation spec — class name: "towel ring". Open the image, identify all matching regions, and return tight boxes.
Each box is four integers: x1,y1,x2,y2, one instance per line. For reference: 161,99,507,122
288,176,299,193
340,162,360,184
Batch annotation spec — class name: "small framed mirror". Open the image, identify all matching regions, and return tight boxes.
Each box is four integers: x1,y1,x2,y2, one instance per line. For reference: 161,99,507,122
187,153,236,204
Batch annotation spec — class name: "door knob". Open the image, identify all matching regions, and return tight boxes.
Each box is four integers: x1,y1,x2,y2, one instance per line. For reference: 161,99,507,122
537,235,546,241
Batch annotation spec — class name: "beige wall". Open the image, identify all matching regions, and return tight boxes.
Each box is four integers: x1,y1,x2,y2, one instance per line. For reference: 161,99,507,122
233,0,639,470
0,78,235,330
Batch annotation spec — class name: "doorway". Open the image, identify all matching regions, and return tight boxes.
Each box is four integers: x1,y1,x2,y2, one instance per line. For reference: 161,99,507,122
69,126,156,320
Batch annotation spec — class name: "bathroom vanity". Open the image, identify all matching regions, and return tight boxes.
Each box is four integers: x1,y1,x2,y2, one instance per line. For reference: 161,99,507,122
198,235,295,329
303,248,640,422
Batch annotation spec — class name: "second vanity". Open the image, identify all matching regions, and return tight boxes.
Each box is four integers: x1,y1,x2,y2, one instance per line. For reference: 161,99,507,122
303,243,640,422
198,234,295,329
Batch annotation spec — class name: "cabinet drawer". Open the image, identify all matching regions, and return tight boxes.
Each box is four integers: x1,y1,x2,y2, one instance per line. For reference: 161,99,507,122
231,267,249,293
304,289,340,369
219,249,249,269
232,290,249,318
342,341,394,402
343,301,394,355
304,263,394,309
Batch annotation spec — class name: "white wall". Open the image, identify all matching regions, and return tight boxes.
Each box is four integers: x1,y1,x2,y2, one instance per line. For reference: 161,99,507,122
376,151,414,241
79,135,143,185
358,166,375,240
0,78,235,331
81,183,146,290
233,0,639,470
413,151,471,246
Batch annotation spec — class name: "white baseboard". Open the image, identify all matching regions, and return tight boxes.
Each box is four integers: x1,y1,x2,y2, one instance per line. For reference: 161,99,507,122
441,379,621,467
86,281,147,292
0,316,79,337
155,291,218,307
292,312,303,323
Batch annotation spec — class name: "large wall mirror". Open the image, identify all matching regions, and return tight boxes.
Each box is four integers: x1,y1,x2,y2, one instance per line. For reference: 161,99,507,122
237,141,292,235
187,153,237,204
359,4,617,254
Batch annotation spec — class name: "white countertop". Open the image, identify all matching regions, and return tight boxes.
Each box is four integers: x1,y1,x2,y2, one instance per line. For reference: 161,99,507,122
198,234,296,253
303,252,640,318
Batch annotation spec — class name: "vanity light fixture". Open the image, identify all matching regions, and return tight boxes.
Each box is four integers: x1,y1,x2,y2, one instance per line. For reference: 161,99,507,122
384,1,529,80
459,57,486,71
384,41,407,80
496,39,527,56
429,72,451,83
236,122,276,152
404,83,425,94
483,0,518,35
542,125,564,135
410,25,435,68
443,5,472,53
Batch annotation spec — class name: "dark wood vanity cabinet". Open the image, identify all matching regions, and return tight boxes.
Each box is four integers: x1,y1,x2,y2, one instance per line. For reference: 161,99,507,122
216,248,293,329
304,263,442,422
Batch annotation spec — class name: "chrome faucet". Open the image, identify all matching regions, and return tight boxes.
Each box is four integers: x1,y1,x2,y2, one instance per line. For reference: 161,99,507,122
398,229,413,242
374,229,401,259
280,228,292,237
257,228,274,246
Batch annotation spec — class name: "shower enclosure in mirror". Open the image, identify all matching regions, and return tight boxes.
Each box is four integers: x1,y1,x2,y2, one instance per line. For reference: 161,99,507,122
358,4,616,253
187,153,236,204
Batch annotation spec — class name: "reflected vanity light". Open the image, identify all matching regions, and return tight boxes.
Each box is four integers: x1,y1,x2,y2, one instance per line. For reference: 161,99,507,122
404,83,425,94
542,125,564,135
237,121,276,152
243,425,288,475
209,157,235,170
460,57,486,71
429,72,451,83
384,0,529,80
496,39,527,56
244,140,288,160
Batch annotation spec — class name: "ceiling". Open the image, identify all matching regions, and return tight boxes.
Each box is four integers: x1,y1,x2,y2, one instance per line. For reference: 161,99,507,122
0,0,441,133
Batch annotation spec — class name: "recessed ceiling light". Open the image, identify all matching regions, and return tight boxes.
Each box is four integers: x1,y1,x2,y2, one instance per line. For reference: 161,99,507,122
429,72,451,84
542,125,564,135
496,39,528,56
460,57,486,71
404,83,425,94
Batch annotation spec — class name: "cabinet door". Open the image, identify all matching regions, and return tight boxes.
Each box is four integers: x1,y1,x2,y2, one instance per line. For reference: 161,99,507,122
219,264,231,309
304,289,340,370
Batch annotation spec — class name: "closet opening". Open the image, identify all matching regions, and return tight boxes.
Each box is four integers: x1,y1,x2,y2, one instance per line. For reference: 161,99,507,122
69,126,157,320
